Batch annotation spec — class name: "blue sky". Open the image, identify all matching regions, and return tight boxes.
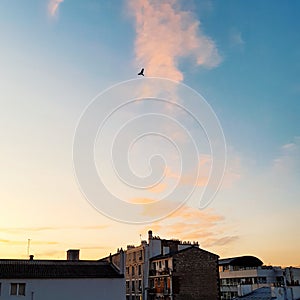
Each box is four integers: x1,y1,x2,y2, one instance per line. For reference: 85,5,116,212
0,0,299,266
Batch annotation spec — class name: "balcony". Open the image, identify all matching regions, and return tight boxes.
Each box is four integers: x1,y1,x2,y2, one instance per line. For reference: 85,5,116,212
149,268,170,276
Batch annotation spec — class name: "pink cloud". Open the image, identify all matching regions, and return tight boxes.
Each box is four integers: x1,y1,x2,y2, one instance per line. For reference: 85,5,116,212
128,0,221,81
48,0,64,17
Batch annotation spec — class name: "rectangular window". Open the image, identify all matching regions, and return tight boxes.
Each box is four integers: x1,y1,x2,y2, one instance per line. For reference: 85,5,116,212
157,278,161,287
149,278,154,288
152,262,156,270
10,283,26,296
132,266,135,276
164,277,168,290
18,284,26,296
138,264,142,275
11,284,17,295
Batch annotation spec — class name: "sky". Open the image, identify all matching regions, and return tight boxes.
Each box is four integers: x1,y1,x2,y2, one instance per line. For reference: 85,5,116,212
0,0,299,267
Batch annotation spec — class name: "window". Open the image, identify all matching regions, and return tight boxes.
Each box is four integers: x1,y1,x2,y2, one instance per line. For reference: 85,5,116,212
222,265,229,271
132,266,135,276
164,277,168,290
10,283,26,296
152,262,156,270
159,261,162,269
149,279,154,288
157,278,161,287
138,264,142,275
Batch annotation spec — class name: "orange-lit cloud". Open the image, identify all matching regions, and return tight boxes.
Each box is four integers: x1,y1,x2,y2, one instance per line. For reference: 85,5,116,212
202,236,239,247
141,203,238,251
129,0,221,81
163,156,211,187
148,182,168,193
48,0,64,17
128,197,157,204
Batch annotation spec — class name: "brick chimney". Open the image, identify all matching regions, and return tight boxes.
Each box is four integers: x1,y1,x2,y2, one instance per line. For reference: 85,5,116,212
67,249,80,261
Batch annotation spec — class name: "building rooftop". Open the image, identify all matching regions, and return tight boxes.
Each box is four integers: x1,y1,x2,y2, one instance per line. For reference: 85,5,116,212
0,259,123,279
150,245,218,260
219,256,263,267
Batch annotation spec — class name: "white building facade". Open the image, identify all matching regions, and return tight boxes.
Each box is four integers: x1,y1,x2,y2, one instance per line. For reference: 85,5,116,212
0,251,125,300
0,278,124,300
219,256,300,300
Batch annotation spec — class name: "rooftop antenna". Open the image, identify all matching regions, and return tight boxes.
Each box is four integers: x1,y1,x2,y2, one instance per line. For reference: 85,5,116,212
27,239,31,257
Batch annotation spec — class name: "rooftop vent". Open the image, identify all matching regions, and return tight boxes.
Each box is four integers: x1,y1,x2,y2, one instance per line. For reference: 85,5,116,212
67,249,80,261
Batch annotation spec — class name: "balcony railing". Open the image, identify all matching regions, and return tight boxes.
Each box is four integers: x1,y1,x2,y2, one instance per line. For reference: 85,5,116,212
149,268,170,276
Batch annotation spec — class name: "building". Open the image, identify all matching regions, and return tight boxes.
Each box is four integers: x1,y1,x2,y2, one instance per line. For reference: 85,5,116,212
235,285,300,300
149,246,219,300
0,250,125,300
103,230,220,300
219,255,300,300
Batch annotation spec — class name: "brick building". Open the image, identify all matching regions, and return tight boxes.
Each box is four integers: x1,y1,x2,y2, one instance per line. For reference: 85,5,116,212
103,230,220,300
149,246,220,300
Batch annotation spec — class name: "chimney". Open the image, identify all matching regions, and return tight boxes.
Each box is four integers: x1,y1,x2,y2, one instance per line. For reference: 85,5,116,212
67,249,80,261
148,230,153,241
119,248,125,275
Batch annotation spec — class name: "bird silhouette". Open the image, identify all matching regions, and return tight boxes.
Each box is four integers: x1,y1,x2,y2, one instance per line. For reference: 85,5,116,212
138,68,144,76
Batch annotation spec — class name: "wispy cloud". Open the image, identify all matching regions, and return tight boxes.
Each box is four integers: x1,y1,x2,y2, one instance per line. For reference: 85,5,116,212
0,239,58,245
229,28,245,47
0,225,109,235
202,236,239,247
272,137,300,173
128,0,221,81
128,197,157,204
147,182,168,193
140,202,238,250
48,0,64,17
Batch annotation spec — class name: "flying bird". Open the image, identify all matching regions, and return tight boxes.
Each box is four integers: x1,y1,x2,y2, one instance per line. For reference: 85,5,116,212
138,68,144,76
